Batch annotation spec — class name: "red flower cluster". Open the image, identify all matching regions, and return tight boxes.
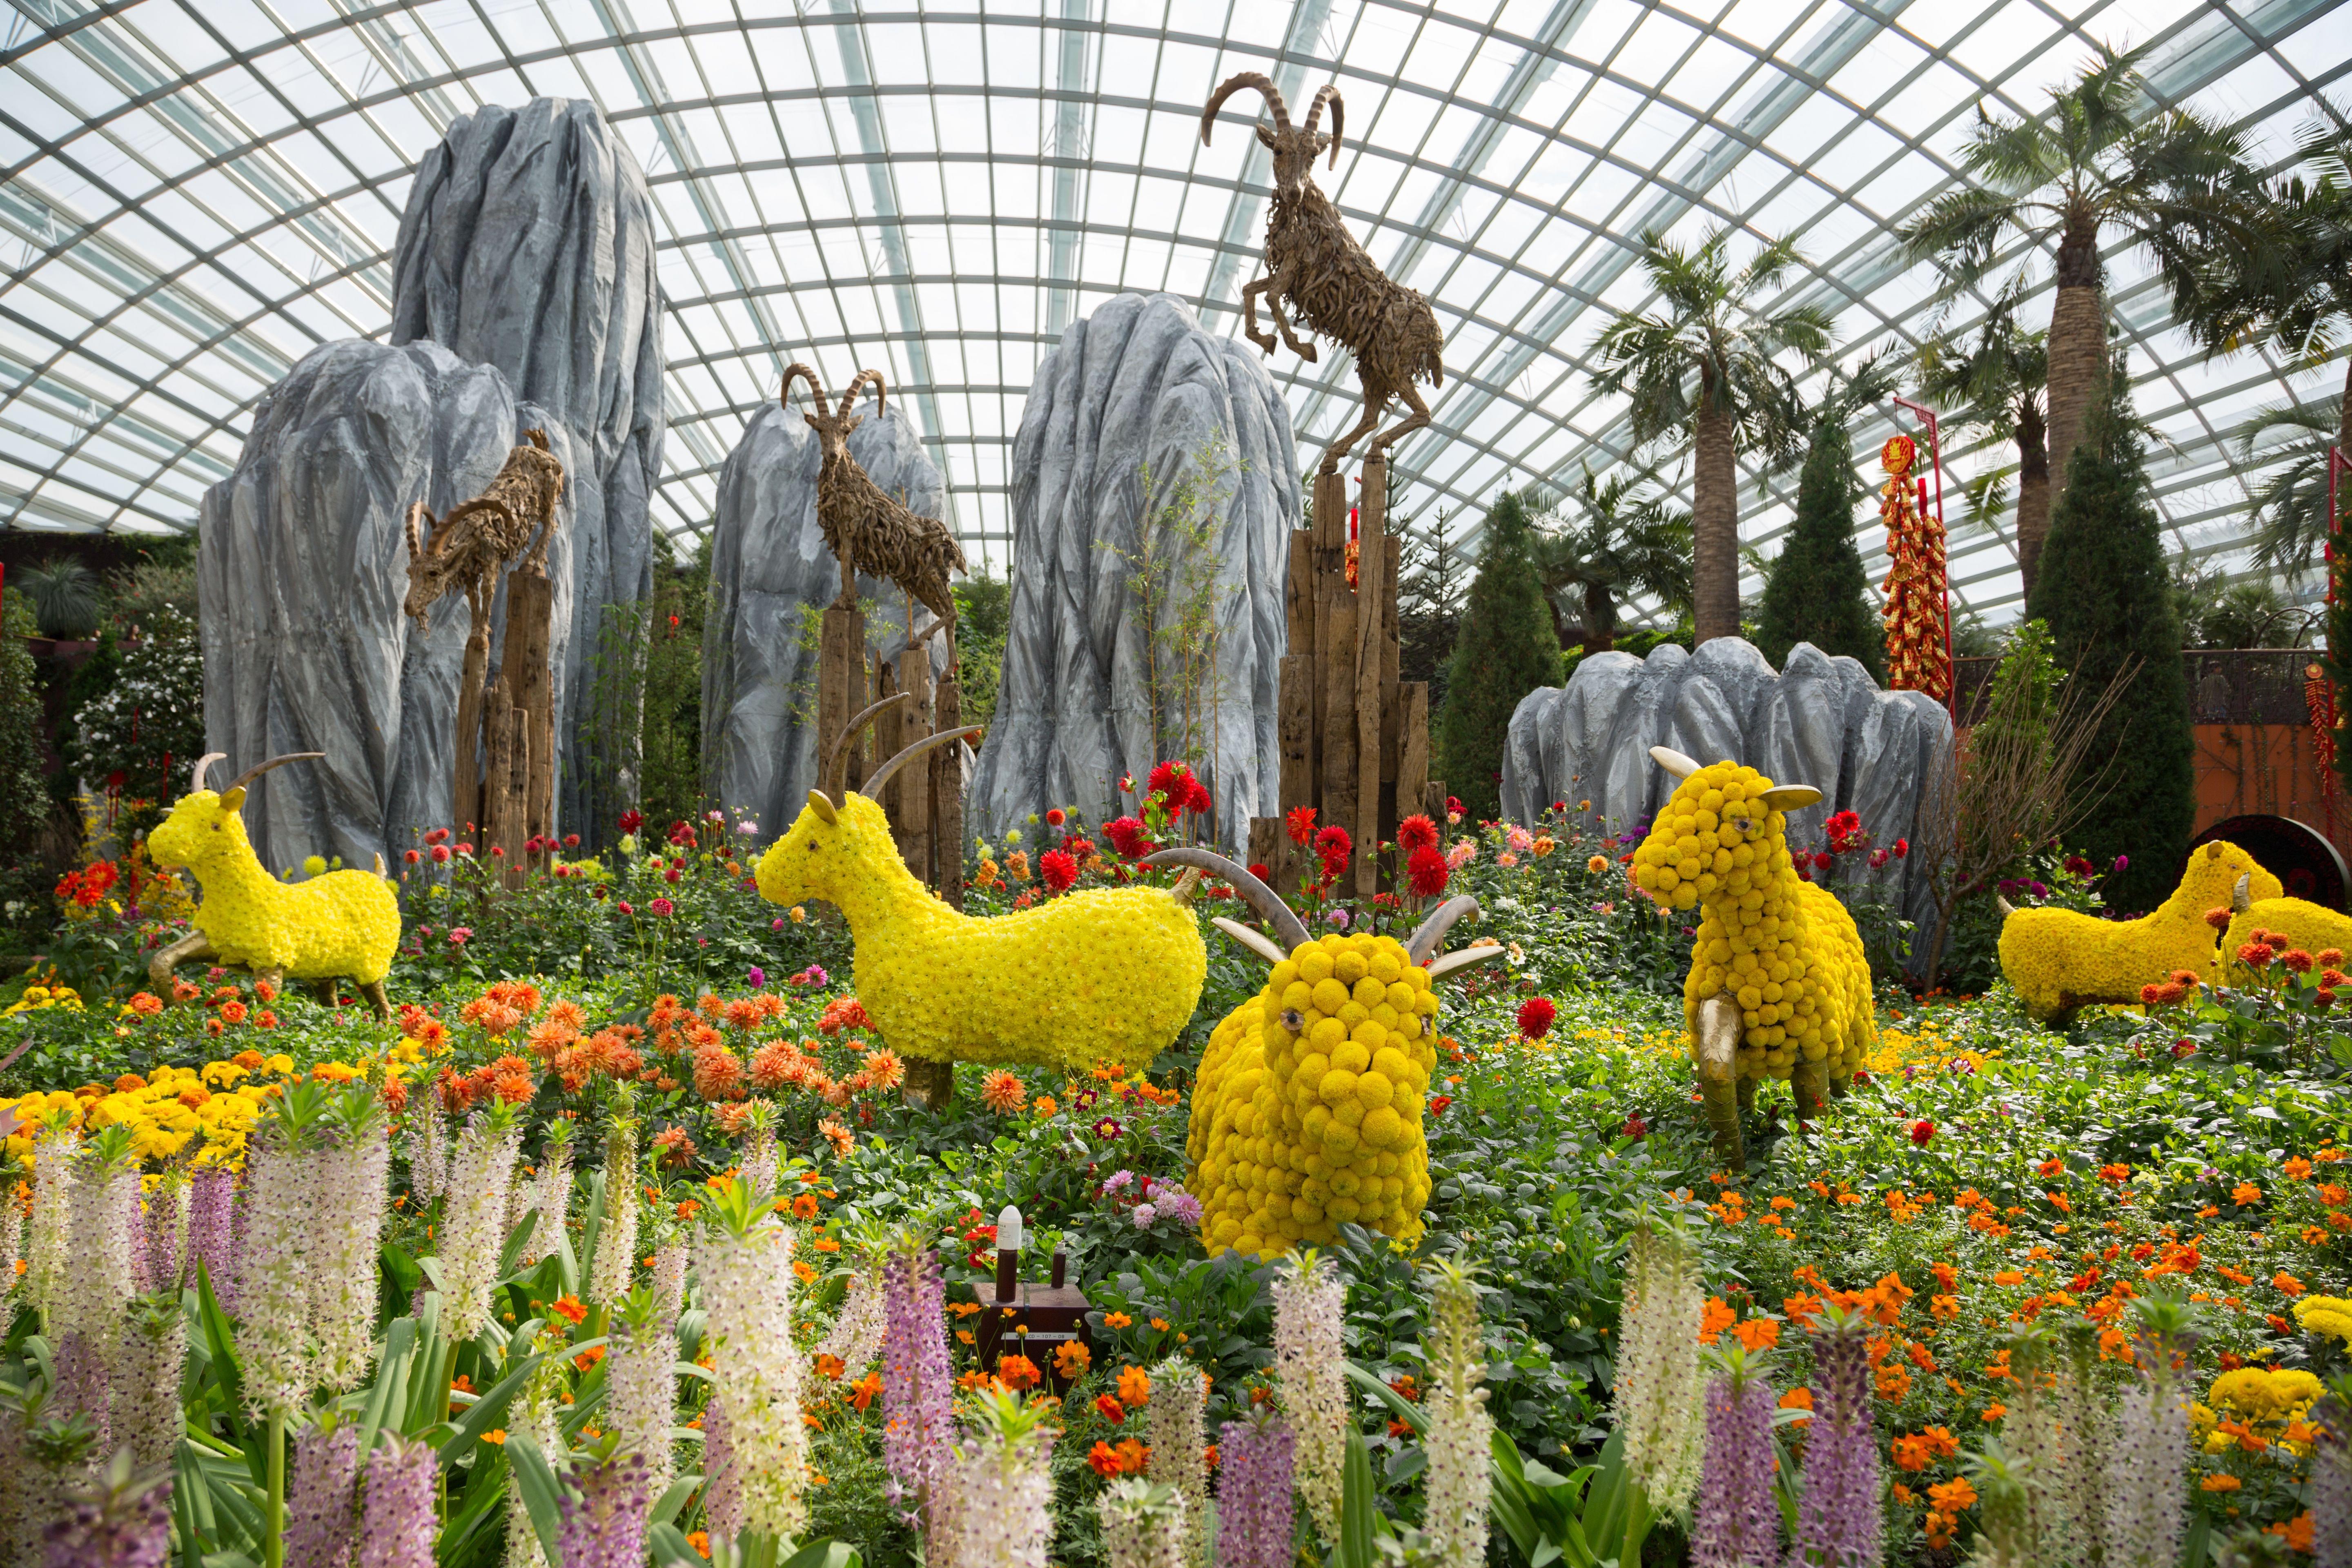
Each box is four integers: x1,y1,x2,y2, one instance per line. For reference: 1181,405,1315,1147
1285,805,1319,847
1104,816,1154,859
55,860,120,909
1040,849,1079,893
1313,825,1352,880
1396,814,1438,852
1516,996,1557,1040
1407,846,1450,899
1146,760,1212,818
617,809,644,834
1823,811,1864,853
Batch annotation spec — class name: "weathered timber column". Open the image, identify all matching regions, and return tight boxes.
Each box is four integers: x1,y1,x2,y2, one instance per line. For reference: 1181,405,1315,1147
1354,457,1386,896
504,564,557,844
933,674,965,911
816,605,866,793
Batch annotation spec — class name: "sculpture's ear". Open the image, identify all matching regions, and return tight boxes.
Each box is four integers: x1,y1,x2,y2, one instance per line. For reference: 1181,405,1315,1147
807,790,837,826
219,786,247,814
1757,785,1821,812
842,414,863,434
1254,122,1277,149
2206,841,2223,861
803,413,822,432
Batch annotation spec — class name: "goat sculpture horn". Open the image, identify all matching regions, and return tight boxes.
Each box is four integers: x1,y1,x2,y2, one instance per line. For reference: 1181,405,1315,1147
225,752,324,795
1303,83,1343,166
781,362,831,421
189,752,226,793
1649,745,1700,779
1138,848,1312,955
824,692,913,800
1996,895,2018,918
2233,873,2252,913
1201,71,1291,144
862,726,982,800
841,369,887,419
1405,894,1481,966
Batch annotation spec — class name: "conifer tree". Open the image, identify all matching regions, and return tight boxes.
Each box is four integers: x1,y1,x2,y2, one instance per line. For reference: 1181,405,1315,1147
1435,488,1563,821
1753,417,1885,680
2025,360,2193,912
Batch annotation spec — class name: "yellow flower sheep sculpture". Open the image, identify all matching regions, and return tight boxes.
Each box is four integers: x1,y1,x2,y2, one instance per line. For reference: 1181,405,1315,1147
1165,849,1501,1261
145,753,401,1022
753,698,1207,1082
2217,868,2352,975
1995,840,2281,1022
1629,748,1875,1173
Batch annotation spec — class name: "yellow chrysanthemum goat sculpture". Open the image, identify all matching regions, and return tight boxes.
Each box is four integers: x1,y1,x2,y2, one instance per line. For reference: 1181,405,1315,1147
753,697,1209,1085
1170,853,1501,1261
145,753,401,1021
1630,749,1875,1174
1995,840,2281,1023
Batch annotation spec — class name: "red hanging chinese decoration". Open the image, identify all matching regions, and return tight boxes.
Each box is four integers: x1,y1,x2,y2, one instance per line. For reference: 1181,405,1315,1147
1877,434,1951,702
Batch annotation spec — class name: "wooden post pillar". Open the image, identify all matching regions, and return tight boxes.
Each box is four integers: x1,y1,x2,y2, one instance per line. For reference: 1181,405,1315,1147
816,605,866,795
934,673,965,911
896,633,933,879
505,564,557,846
1354,457,1386,897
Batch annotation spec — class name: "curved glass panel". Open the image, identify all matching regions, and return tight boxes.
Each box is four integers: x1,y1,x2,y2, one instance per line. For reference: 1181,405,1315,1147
1,0,2345,624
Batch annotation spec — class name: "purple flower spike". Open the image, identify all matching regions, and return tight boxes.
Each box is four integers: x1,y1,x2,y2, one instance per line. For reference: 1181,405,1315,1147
1787,1315,1880,1568
42,1461,171,1568
557,1452,651,1568
283,1422,359,1568
1216,1417,1296,1568
1692,1375,1778,1568
881,1243,956,1526
358,1437,436,1568
186,1169,237,1313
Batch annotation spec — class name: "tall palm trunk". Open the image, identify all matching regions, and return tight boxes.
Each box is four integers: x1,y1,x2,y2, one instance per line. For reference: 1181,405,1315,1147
1584,581,1617,652
2042,209,2105,521
1691,391,1740,644
2013,394,2052,601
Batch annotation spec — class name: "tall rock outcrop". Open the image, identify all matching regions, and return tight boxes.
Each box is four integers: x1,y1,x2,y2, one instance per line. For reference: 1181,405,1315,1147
967,292,1295,847
702,401,951,837
199,340,575,873
389,97,664,844
1500,638,1953,966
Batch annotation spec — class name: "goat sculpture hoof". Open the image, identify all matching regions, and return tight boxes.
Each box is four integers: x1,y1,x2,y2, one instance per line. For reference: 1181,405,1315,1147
1293,341,1319,364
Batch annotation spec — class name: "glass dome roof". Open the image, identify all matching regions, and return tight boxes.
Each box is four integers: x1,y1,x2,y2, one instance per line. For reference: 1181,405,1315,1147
2,0,2346,626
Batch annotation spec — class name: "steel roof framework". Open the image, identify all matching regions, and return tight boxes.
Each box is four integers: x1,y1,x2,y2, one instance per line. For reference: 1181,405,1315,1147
0,0,2347,627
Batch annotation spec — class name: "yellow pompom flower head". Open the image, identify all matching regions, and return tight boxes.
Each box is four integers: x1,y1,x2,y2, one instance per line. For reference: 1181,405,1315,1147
1153,847,1502,1262
1630,747,1876,1174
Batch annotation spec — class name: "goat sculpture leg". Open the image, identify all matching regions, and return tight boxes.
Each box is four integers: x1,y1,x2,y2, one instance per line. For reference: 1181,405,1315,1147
1320,388,1388,474
1262,265,1318,362
1238,276,1280,354
358,980,392,1025
1696,989,1746,1173
1367,379,1434,465
149,927,215,989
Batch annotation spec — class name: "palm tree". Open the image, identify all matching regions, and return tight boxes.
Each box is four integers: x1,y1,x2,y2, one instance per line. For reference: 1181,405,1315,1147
2193,101,2352,521
1589,227,1835,644
1915,293,2054,596
1525,470,1693,652
2233,402,2341,579
1901,44,2261,521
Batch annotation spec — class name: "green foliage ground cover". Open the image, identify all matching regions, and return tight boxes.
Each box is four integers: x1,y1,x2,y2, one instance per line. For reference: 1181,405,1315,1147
0,807,2346,1563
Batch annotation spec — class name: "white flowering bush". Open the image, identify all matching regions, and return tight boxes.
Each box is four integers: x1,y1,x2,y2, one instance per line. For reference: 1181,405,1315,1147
65,604,205,811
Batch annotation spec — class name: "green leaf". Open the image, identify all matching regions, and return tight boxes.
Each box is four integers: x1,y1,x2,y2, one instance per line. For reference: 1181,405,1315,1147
503,1434,569,1568
652,1474,702,1527
358,1316,416,1457
1339,1426,1378,1568
781,1540,864,1568
497,1208,541,1281
441,1345,550,1471
650,1522,703,1567
1344,1361,1424,1437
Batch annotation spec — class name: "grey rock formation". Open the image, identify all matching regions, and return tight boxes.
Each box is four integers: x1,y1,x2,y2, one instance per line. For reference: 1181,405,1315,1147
199,339,575,874
1500,638,1953,966
968,292,1296,848
390,97,663,844
702,400,952,837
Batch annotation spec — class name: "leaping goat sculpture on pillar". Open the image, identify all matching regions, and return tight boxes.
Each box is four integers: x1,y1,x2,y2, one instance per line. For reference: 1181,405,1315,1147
1201,72,1446,474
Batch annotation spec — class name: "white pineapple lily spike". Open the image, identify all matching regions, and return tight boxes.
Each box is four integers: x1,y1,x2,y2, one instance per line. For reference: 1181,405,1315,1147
1136,848,1503,979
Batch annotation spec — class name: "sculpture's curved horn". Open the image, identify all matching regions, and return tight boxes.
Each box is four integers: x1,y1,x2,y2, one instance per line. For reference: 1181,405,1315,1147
188,752,226,793
781,362,832,421
1138,848,1311,955
841,369,887,420
2233,873,2252,913
1303,84,1343,165
224,752,324,795
1649,746,1700,779
862,726,983,801
1996,895,2018,918
1201,71,1292,145
1405,894,1481,966
825,693,913,798
1210,915,1288,966
1427,942,1504,981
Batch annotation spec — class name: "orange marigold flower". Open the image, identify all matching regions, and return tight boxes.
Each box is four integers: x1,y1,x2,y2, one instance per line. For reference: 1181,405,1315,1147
549,1294,588,1325
997,1354,1042,1391
2234,1182,2263,1206
2199,1474,2243,1493
980,1070,1027,1114
1116,1365,1152,1407
1698,1296,1737,1345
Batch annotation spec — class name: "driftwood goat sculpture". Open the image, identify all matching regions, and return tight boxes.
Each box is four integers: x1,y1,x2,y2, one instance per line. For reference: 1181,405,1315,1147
784,364,968,670
1202,73,1446,474
402,429,565,844
402,429,563,632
